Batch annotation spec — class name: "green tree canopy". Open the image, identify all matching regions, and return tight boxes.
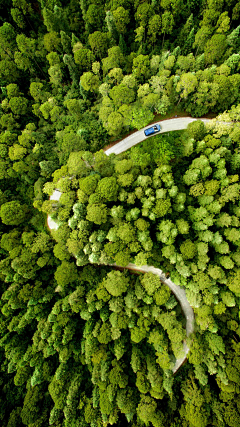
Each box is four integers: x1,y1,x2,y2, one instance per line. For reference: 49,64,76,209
102,270,129,296
0,201,28,225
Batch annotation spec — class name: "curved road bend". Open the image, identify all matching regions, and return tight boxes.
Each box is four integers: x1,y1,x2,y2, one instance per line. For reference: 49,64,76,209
105,117,210,155
47,116,212,371
114,263,194,374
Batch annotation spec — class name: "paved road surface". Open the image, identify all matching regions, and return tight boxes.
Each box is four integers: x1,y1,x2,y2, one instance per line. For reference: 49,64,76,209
47,116,206,372
114,263,194,373
48,190,62,230
105,117,210,155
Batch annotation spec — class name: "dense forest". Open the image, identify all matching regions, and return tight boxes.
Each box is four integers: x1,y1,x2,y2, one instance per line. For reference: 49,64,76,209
0,0,240,426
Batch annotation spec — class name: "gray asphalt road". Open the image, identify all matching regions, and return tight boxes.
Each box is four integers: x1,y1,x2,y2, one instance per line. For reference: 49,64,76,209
105,117,210,155
47,189,61,230
48,116,207,372
114,263,194,373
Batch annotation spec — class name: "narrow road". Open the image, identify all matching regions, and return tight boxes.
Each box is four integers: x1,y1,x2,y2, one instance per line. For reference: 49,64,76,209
48,190,62,230
114,263,194,373
47,116,207,372
105,117,210,155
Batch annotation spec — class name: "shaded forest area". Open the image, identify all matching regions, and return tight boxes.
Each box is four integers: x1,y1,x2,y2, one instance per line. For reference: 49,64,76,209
0,0,240,426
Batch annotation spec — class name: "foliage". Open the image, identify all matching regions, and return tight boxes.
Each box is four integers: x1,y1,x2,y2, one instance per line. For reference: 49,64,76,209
1,1,240,426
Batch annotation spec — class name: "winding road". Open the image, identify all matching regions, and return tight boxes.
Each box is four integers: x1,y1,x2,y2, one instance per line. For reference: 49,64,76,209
115,263,194,373
47,117,211,372
104,117,210,155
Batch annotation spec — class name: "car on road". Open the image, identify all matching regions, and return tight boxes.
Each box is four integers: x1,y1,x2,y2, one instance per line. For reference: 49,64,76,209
144,124,161,136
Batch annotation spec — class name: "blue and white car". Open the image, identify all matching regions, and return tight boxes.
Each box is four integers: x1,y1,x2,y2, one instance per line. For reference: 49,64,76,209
144,123,161,136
